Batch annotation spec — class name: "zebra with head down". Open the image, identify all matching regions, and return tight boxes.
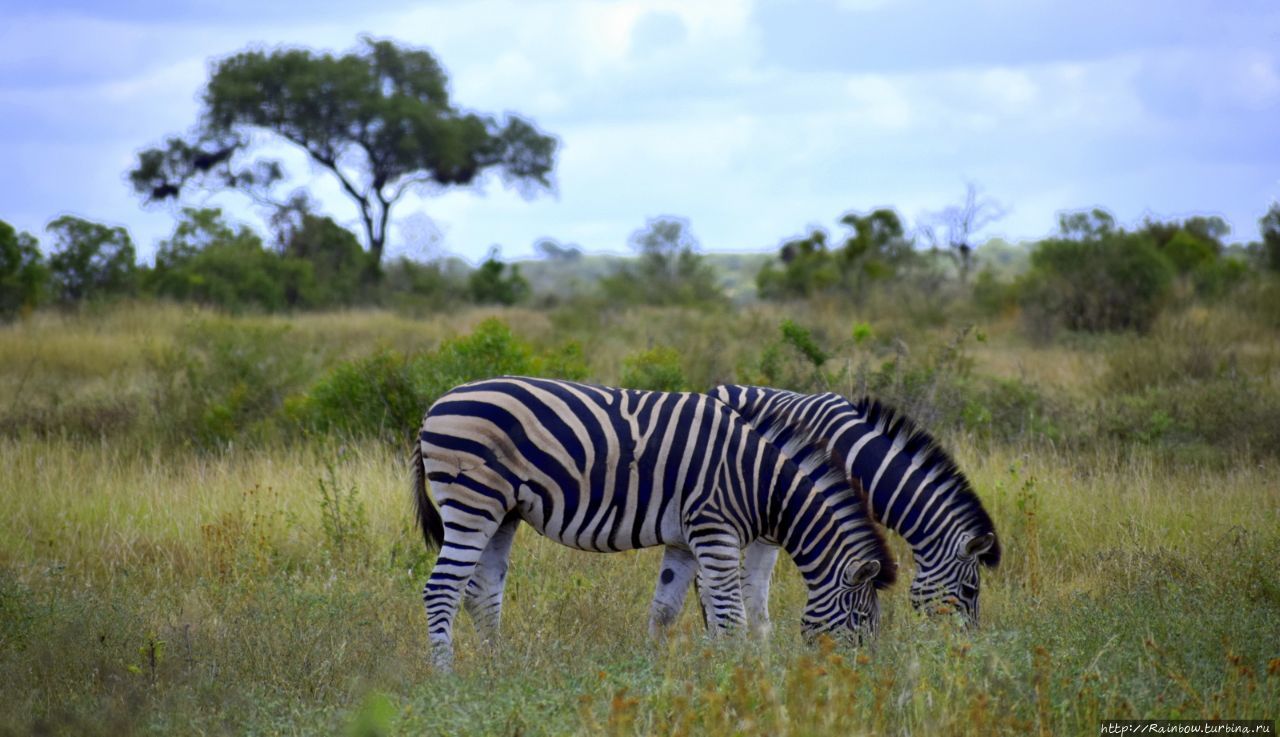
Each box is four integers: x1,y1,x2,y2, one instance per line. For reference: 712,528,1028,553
650,386,999,636
412,377,896,669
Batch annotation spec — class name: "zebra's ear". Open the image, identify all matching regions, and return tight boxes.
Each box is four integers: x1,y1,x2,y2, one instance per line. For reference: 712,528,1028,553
962,532,996,560
842,559,881,588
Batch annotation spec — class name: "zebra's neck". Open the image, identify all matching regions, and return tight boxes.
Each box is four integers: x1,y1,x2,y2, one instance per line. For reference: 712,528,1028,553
816,398,987,563
765,454,885,589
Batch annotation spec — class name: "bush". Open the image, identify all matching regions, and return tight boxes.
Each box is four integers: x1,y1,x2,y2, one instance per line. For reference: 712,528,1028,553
745,320,1061,443
1258,202,1280,272
744,319,836,393
0,220,47,318
46,215,139,304
620,346,687,392
1191,256,1249,299
380,257,469,312
468,257,530,305
296,318,588,440
286,350,420,442
149,208,313,312
150,319,316,447
1096,318,1280,455
1161,230,1216,274
757,210,917,302
1020,212,1175,336
971,267,1020,317
599,217,725,306
756,230,840,299
279,213,367,307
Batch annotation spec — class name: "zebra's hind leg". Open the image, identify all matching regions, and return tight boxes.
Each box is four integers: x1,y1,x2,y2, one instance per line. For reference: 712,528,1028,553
422,479,508,672
742,541,780,638
689,533,746,636
649,546,698,639
462,514,520,642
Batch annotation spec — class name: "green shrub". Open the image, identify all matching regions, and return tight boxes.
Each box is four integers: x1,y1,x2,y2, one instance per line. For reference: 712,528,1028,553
149,208,313,312
1258,202,1280,272
620,346,687,392
296,318,588,440
971,267,1019,317
316,459,370,565
746,321,1061,442
0,220,47,318
1192,256,1248,299
1020,212,1175,336
756,230,840,299
1098,379,1280,455
1161,230,1216,274
779,319,830,368
150,319,316,447
276,209,367,307
468,257,530,305
1096,319,1280,455
287,350,420,442
46,215,139,304
744,319,838,393
599,217,725,306
380,257,469,313
757,210,916,301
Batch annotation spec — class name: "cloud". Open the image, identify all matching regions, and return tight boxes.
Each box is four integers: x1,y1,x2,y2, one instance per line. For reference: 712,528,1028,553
2,0,1279,262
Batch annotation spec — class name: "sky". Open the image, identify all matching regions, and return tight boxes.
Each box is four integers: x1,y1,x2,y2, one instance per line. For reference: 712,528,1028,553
2,0,1278,263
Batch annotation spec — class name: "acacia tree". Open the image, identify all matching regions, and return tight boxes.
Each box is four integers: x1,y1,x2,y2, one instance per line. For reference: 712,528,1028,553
130,37,558,280
919,183,1007,284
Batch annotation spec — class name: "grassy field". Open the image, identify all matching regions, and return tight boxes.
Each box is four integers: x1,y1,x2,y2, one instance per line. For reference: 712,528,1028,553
2,301,1278,735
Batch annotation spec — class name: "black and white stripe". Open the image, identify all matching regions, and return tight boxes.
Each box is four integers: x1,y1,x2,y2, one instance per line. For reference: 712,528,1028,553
703,386,1000,626
411,377,894,668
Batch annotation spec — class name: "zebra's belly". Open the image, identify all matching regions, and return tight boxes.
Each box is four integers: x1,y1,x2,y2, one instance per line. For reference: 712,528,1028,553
513,482,686,553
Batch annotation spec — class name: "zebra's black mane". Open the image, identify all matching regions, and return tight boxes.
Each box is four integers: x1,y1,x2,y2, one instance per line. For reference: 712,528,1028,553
854,397,1001,568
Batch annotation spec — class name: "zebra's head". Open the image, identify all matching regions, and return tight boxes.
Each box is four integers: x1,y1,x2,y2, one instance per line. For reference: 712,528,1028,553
909,530,999,626
801,557,884,645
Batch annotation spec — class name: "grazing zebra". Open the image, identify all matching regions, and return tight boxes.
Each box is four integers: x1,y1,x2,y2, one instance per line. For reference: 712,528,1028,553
412,377,895,669
650,386,999,634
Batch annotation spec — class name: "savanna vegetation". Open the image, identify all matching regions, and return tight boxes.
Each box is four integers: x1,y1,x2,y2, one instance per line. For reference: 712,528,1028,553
3,35,1279,737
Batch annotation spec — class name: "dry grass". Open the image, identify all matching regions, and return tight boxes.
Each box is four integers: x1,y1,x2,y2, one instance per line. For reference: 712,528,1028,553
1,302,1278,735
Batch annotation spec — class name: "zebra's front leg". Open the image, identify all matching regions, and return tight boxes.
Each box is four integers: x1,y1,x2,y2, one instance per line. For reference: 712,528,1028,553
462,515,520,642
690,535,746,636
648,546,698,639
742,541,780,638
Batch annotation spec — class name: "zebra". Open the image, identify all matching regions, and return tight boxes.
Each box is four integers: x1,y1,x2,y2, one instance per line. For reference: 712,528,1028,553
649,386,999,636
411,377,895,669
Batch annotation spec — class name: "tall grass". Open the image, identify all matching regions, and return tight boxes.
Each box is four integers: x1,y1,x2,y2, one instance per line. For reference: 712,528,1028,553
1,302,1278,735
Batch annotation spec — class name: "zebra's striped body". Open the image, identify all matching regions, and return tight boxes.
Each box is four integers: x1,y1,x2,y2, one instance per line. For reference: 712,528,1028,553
650,386,999,633
413,377,894,668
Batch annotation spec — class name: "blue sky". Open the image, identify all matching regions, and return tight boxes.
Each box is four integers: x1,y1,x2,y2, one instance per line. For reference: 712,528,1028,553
2,0,1278,263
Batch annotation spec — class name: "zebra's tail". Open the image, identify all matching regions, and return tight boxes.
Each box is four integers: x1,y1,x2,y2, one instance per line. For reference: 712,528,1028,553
411,433,444,552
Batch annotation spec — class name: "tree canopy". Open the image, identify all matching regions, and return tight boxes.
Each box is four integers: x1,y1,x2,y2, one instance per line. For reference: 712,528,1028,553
130,37,558,279
600,217,723,306
46,216,138,304
1260,203,1280,272
0,221,47,317
757,208,914,300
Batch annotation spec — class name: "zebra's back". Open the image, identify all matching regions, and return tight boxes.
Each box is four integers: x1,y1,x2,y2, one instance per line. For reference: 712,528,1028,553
421,376,752,552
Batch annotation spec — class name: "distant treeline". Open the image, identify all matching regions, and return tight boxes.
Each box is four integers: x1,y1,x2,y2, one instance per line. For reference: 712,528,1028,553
4,201,1280,336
